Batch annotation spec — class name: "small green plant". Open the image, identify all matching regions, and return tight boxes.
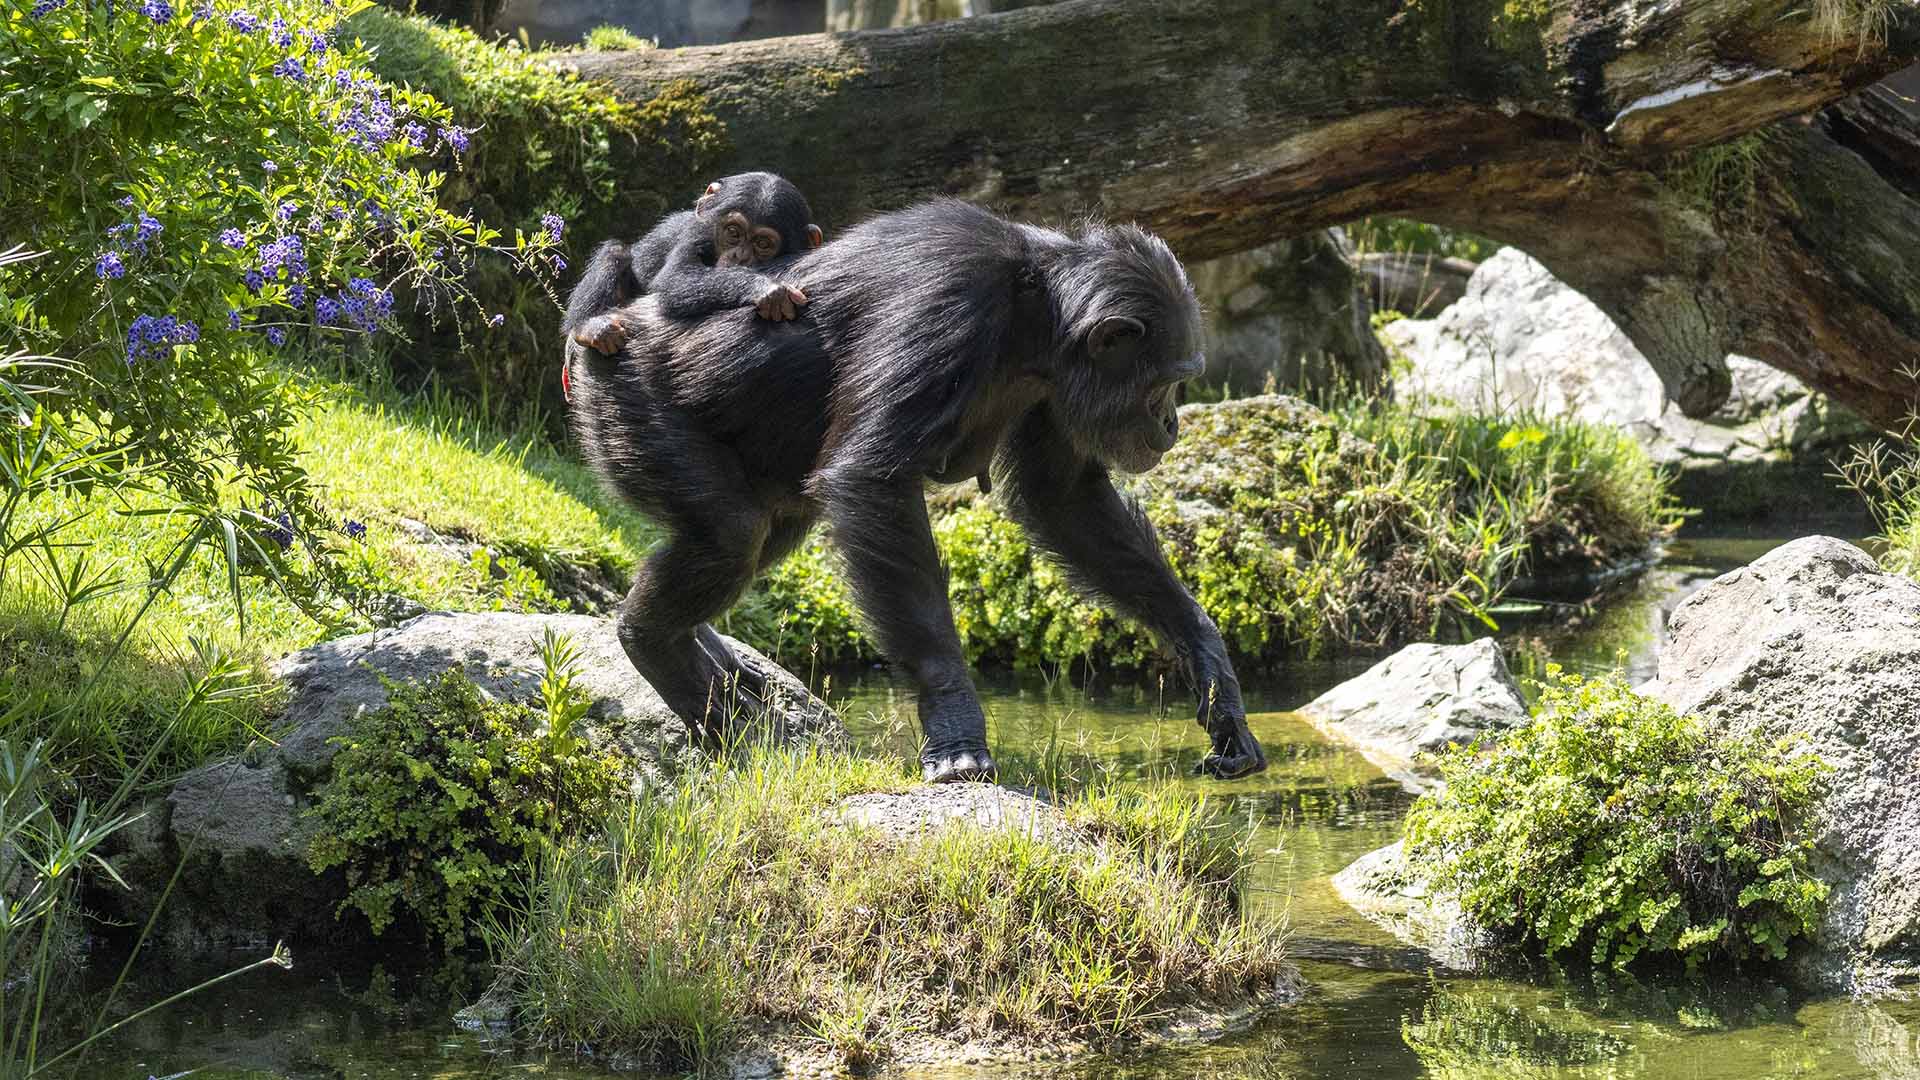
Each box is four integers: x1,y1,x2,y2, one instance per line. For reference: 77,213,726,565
1838,403,1920,582
582,23,654,50
305,641,623,947
1405,668,1830,970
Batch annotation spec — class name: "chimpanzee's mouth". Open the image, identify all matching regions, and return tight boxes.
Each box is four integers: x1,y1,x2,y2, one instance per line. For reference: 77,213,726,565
1143,390,1180,453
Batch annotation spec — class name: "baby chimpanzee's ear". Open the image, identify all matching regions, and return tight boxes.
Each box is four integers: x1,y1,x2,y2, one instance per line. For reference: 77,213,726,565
807,224,824,249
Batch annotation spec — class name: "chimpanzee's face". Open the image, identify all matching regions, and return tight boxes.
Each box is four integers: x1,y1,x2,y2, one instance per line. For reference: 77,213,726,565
1053,230,1206,473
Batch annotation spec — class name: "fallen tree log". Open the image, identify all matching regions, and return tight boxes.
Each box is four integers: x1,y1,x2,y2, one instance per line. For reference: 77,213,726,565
560,1,1920,427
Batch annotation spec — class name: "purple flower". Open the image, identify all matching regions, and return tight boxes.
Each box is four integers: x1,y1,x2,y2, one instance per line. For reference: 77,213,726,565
314,296,340,325
243,269,265,293
268,16,290,45
139,0,172,22
402,122,427,148
301,28,329,54
341,295,368,328
327,205,348,220
271,56,307,82
190,2,211,21
261,159,277,173
124,313,190,361
227,309,243,331
287,284,306,308
277,201,296,222
264,326,286,346
373,289,395,317
348,277,375,296
29,0,65,16
266,510,294,549
224,8,258,32
135,213,162,247
552,255,568,273
541,212,564,240
116,195,135,208
95,252,126,279
342,518,367,540
439,126,469,153
487,313,504,327
219,228,245,249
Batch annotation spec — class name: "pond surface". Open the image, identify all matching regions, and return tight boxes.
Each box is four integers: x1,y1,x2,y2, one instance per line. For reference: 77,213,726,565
79,534,1920,1080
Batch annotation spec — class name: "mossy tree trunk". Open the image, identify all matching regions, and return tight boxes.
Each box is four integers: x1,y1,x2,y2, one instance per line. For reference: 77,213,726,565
562,1,1920,428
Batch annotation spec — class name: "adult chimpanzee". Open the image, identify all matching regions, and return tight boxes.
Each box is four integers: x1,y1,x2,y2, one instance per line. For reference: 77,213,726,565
567,199,1267,783
562,171,823,357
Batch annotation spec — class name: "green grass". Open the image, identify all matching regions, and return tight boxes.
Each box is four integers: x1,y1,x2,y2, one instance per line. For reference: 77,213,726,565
581,24,656,50
485,744,1288,1072
0,381,656,790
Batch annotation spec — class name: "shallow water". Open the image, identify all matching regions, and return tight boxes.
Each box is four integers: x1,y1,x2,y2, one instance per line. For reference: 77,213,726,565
79,533,1920,1080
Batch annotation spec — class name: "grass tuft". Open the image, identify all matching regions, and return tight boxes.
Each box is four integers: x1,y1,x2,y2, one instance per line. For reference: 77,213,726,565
485,745,1289,1072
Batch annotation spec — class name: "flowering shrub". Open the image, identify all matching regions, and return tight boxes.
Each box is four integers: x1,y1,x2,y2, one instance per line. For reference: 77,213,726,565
0,0,565,566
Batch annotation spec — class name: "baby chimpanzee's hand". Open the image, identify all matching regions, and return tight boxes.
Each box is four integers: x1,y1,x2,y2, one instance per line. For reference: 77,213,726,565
753,283,808,321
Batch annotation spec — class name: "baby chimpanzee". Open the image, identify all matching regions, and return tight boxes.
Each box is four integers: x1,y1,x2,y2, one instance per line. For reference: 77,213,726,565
562,171,823,357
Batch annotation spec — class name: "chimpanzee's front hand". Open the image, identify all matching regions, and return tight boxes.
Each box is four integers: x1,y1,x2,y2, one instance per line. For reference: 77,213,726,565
1192,663,1266,779
573,313,628,355
753,283,808,321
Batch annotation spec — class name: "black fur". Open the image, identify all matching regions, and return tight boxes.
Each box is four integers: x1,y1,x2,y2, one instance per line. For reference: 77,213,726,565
562,172,818,353
568,199,1267,783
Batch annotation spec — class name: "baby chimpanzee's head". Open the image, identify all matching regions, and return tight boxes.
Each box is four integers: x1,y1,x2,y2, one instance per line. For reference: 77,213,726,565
694,172,824,268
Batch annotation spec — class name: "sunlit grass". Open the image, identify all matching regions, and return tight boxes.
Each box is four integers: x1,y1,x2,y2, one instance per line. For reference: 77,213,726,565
487,743,1289,1073
0,381,656,789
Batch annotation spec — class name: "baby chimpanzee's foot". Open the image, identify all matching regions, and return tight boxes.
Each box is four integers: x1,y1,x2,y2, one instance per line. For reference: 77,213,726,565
573,312,629,355
753,283,808,321
922,748,997,784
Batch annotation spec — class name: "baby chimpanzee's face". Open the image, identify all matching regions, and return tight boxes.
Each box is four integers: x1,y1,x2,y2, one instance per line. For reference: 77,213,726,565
712,210,784,268
694,173,820,269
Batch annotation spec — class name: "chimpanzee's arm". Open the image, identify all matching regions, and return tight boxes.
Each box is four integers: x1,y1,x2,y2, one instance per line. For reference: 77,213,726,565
815,468,995,783
648,240,808,323
996,404,1266,779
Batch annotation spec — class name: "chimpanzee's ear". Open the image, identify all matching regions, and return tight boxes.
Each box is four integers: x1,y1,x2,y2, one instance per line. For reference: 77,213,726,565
807,224,824,249
1088,315,1146,357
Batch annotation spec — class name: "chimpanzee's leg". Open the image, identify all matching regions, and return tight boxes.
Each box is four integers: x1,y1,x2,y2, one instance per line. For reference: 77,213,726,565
816,473,993,782
613,434,773,742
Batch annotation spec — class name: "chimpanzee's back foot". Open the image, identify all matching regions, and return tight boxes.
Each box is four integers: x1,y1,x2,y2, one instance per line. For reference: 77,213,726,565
692,624,775,743
921,748,997,784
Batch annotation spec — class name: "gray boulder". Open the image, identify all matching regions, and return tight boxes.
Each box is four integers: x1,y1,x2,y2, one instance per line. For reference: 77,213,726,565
1383,250,1871,517
1333,538,1920,992
1642,536,1920,994
1187,231,1389,395
1296,639,1528,791
126,611,841,947
1330,841,1498,971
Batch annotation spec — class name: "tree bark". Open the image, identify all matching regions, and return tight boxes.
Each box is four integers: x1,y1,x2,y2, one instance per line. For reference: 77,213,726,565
560,0,1920,427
